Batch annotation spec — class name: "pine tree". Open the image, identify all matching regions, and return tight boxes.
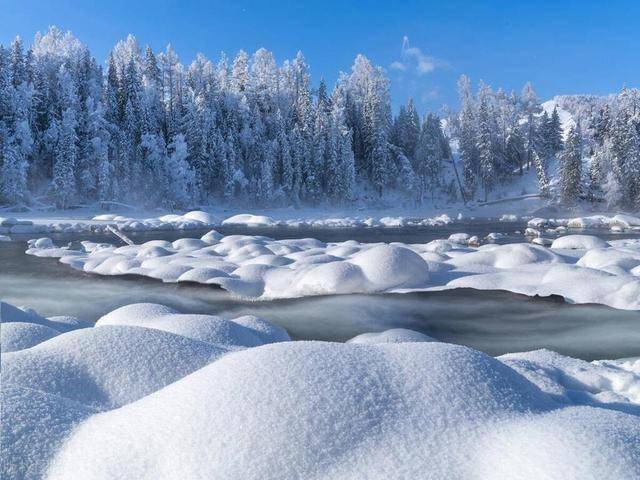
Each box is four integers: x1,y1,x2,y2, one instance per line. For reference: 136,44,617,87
549,107,564,153
165,134,194,208
52,108,77,208
415,114,444,203
559,125,582,205
457,75,479,197
477,85,495,202
521,81,541,171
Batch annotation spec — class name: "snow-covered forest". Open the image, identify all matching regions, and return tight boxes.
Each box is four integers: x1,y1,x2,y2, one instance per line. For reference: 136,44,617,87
1,27,639,210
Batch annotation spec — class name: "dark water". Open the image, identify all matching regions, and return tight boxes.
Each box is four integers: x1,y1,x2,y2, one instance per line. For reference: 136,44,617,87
2,223,640,360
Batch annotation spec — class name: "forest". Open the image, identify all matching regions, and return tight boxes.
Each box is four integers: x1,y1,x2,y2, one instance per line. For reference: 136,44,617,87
1,27,639,210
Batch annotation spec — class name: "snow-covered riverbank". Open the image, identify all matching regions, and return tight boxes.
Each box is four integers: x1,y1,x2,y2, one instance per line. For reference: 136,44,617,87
25,229,640,310
2,301,639,479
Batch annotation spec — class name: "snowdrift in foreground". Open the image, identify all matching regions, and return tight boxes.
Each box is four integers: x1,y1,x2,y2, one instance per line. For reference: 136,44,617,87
2,302,640,480
26,231,640,310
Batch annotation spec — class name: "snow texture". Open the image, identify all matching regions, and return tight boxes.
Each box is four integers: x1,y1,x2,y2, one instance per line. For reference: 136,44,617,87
1,302,639,480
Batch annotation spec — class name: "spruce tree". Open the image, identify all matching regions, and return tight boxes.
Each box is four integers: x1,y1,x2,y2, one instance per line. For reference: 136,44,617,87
560,125,582,205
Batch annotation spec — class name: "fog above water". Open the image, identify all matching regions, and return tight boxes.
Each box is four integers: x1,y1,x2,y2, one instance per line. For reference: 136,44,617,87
2,221,640,360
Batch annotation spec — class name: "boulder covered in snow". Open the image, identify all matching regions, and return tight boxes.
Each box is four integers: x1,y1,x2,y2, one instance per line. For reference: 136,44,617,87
551,235,609,250
222,214,278,227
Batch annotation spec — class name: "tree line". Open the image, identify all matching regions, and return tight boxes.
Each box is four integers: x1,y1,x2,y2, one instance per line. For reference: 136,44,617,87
1,27,639,210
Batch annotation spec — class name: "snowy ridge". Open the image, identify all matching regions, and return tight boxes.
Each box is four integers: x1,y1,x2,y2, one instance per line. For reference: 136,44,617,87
25,230,640,310
2,301,640,479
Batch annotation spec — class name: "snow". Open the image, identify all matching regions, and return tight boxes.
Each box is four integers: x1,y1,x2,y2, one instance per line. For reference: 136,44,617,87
1,322,61,352
25,232,640,310
2,301,640,479
222,213,278,227
528,214,640,232
551,234,609,250
348,328,436,344
95,303,290,347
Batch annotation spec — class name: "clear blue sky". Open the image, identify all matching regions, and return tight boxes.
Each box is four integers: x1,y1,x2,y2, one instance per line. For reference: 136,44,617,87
2,0,639,111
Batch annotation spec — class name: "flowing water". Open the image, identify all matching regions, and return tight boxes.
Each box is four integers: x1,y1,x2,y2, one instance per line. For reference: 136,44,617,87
2,221,640,360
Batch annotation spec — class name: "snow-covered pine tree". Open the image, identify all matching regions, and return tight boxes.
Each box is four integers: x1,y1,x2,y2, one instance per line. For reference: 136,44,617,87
52,108,77,208
477,84,495,202
559,124,583,205
549,107,564,153
456,75,479,198
415,113,444,203
165,134,194,208
521,81,541,171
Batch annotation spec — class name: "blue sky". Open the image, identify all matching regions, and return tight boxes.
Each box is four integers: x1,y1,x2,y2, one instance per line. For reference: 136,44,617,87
2,0,639,111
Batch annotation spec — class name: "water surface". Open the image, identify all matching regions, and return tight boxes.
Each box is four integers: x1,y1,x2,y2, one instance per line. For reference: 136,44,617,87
2,223,640,360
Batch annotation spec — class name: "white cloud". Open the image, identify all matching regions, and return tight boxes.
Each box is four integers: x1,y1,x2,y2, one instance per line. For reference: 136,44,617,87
390,36,443,76
390,61,407,71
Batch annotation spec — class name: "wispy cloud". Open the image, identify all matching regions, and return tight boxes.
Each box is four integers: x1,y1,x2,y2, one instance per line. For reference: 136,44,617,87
390,36,445,76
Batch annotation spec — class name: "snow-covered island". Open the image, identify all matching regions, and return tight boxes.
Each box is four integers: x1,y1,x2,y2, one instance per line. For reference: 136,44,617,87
23,229,640,310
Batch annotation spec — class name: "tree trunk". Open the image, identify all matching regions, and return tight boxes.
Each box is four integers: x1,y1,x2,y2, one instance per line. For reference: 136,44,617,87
449,154,467,204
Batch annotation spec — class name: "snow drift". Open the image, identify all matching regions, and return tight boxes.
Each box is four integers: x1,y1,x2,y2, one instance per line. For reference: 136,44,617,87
1,302,640,480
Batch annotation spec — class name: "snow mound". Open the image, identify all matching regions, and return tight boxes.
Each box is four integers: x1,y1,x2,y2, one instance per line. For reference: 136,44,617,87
348,328,436,344
551,235,609,250
2,325,226,410
95,303,290,347
3,302,640,479
1,322,60,352
349,245,430,290
1,301,91,332
222,213,279,227
45,341,640,480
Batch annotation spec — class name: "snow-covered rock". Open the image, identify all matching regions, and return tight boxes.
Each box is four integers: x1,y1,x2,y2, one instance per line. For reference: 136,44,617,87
222,214,278,227
551,235,608,250
448,233,471,244
532,237,553,246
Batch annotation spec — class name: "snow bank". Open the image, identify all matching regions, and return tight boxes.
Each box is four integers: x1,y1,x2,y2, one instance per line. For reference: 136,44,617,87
528,214,640,232
2,301,640,479
1,209,458,238
25,232,640,310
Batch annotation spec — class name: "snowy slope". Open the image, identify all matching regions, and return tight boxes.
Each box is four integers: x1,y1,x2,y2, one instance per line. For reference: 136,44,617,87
541,99,577,140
